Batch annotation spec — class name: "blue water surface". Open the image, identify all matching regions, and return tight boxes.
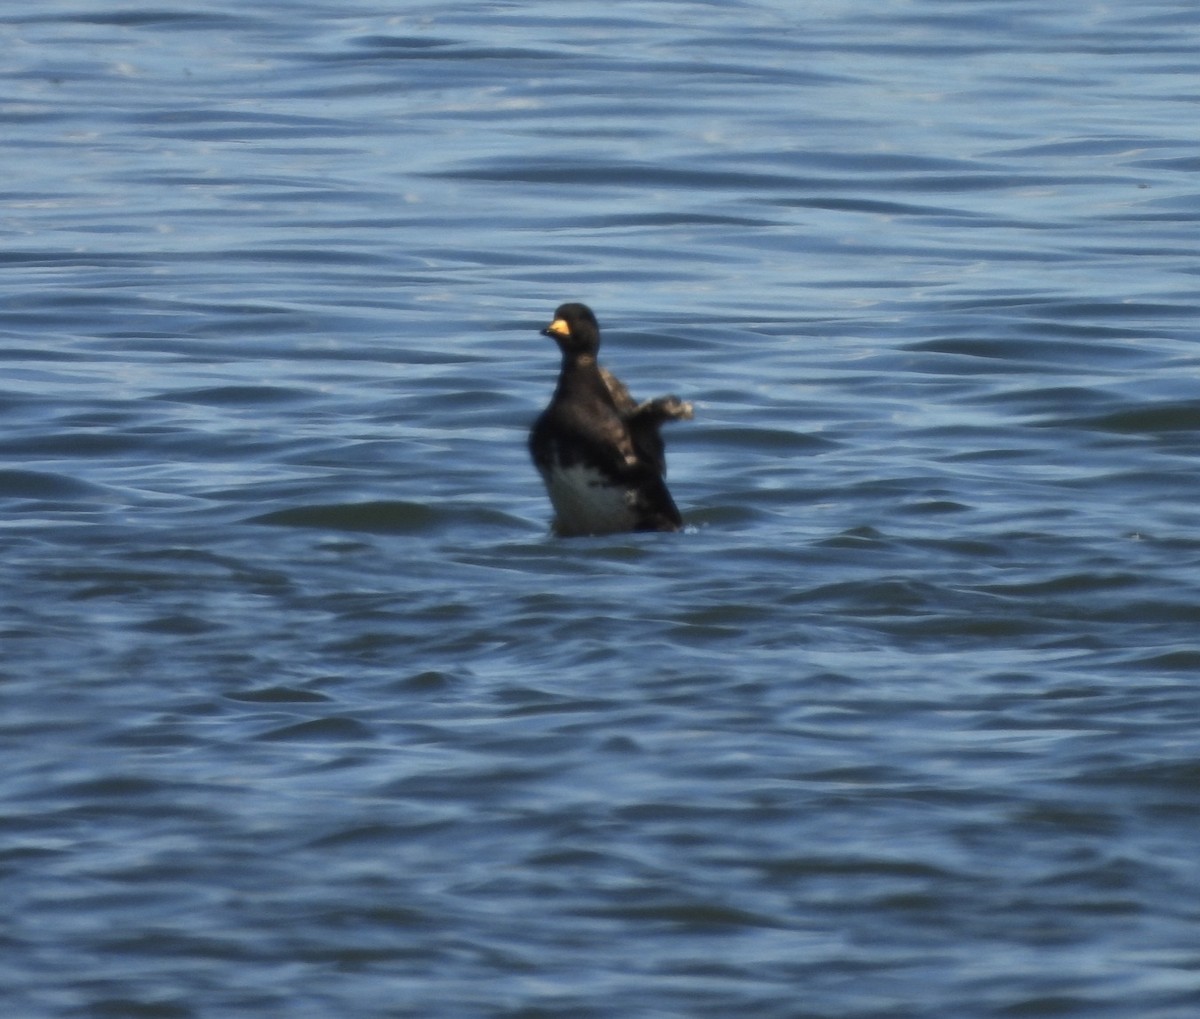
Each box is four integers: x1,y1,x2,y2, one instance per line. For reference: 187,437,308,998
3,1,1200,1016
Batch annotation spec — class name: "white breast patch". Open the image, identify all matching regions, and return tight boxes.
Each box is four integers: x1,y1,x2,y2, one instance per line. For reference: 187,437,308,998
544,463,637,536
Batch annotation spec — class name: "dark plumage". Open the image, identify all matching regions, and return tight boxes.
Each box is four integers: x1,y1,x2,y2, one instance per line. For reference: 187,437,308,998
529,303,692,537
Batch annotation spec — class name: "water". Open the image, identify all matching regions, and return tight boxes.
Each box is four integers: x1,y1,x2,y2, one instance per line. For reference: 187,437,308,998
3,1,1199,1016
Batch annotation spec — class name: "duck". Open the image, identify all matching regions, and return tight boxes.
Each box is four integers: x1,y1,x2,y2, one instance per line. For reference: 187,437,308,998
529,302,692,536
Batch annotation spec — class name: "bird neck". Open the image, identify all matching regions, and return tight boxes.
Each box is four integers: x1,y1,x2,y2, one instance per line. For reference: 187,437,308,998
555,351,604,399
562,351,597,369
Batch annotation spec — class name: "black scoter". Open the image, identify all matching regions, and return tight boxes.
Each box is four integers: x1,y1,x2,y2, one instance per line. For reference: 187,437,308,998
529,302,692,536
